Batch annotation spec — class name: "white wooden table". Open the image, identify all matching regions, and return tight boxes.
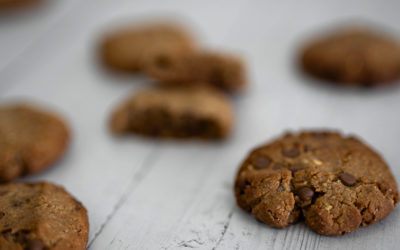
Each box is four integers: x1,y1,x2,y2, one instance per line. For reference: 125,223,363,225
1,0,400,249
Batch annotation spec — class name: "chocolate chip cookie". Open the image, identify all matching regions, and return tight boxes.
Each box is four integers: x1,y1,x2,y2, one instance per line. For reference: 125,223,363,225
145,51,247,92
110,86,233,139
0,104,69,182
0,182,89,249
234,131,399,235
101,22,196,72
300,28,400,86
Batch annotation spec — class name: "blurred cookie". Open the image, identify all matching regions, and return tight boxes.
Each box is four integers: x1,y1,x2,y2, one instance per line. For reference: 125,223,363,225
101,22,196,72
234,131,399,235
0,0,42,9
301,28,400,86
110,86,233,139
145,51,247,92
0,104,69,182
0,182,88,249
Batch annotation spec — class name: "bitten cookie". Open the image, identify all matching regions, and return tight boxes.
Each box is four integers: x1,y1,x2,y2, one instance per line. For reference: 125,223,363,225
0,104,69,182
101,22,196,72
300,28,400,86
0,182,88,250
110,86,233,139
145,51,247,92
234,131,399,235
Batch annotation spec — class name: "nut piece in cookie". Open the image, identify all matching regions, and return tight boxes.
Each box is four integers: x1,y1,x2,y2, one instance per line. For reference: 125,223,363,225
101,22,196,72
0,104,70,182
145,51,247,92
300,27,400,86
110,86,234,139
0,182,89,249
234,131,399,235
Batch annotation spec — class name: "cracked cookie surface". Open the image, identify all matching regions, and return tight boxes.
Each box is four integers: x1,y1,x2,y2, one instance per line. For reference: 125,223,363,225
0,104,69,182
110,86,233,139
301,28,400,86
0,182,89,249
234,131,399,235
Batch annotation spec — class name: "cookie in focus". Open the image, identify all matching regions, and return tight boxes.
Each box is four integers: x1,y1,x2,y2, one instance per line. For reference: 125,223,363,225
234,131,399,235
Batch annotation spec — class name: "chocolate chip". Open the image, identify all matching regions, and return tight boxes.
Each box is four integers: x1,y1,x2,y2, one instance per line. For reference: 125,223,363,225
237,179,250,194
252,156,270,169
237,179,246,189
339,173,356,186
303,145,313,152
2,229,12,240
12,200,23,207
273,163,283,170
282,146,300,158
15,230,30,244
289,165,303,173
297,187,314,201
26,239,45,250
0,212,4,219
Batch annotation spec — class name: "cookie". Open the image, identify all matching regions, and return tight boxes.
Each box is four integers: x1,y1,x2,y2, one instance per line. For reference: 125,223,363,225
0,182,88,249
101,22,196,72
0,104,69,182
234,131,399,235
0,0,42,9
300,28,400,86
110,86,233,139
144,51,247,92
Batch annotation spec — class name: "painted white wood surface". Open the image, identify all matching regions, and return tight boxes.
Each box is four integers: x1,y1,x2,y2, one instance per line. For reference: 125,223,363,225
1,0,400,249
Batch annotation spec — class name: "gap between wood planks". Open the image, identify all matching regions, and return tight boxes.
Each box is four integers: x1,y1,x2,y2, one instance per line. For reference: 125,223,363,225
87,145,161,249
213,209,234,250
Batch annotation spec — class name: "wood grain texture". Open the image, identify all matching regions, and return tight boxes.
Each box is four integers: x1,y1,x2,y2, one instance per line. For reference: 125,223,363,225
1,0,400,249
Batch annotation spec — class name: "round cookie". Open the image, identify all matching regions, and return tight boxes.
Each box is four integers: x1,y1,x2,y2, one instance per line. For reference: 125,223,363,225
144,51,247,92
234,131,399,235
0,104,70,182
101,23,196,72
0,182,88,249
301,28,400,86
